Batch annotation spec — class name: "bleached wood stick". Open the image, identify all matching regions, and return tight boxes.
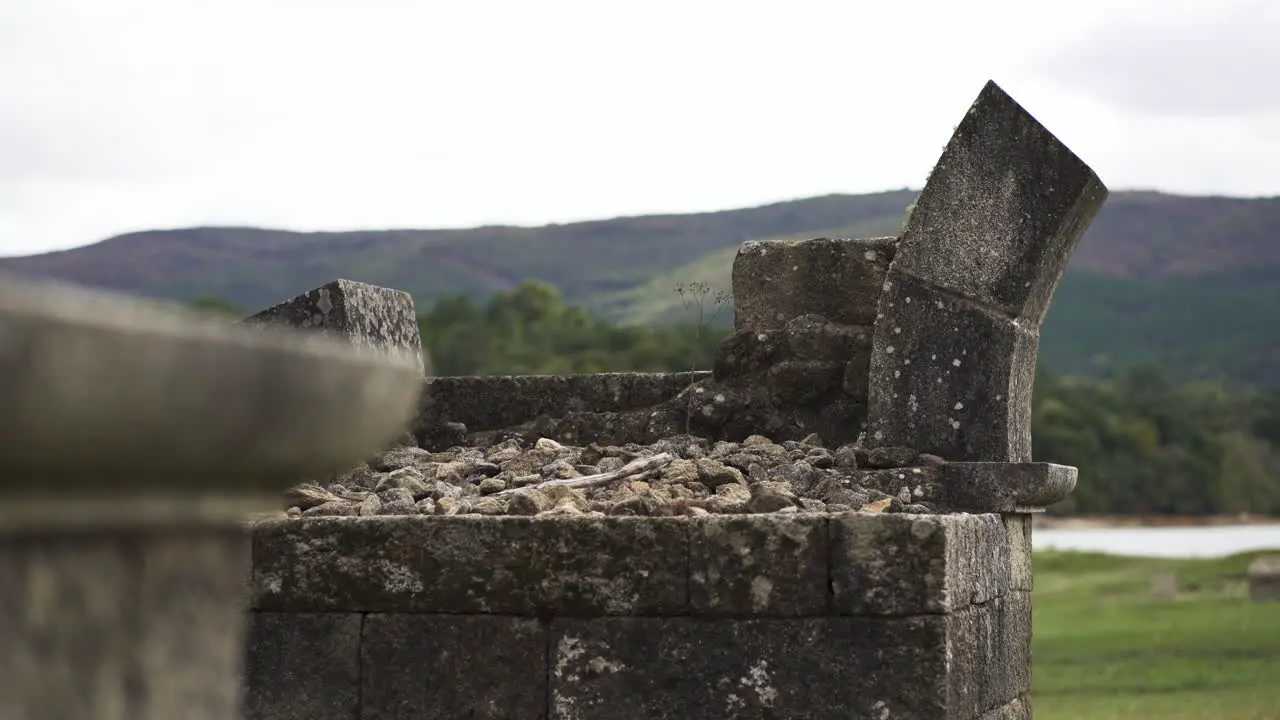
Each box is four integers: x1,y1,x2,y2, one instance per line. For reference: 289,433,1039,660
493,452,675,497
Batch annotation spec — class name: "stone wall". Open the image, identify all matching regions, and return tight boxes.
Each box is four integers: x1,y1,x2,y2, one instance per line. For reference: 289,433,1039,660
243,79,1107,720
247,514,1033,720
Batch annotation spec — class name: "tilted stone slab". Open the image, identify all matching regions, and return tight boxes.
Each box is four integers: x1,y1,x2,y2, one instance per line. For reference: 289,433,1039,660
361,614,548,720
892,81,1108,324
245,613,362,720
829,513,1010,616
866,80,1108,462
732,236,896,330
251,516,690,615
689,514,828,616
244,278,428,375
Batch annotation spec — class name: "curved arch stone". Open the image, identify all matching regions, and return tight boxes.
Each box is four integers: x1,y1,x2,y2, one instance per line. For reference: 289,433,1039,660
865,81,1109,461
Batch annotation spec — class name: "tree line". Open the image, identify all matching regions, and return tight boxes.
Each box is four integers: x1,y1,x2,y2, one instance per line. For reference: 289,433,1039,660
192,281,1280,516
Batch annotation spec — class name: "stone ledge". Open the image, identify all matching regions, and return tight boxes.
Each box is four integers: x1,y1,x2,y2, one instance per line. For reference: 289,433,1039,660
251,513,1015,617
939,462,1078,512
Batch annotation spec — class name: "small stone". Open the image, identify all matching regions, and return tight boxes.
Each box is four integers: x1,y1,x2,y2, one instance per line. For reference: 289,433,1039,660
917,453,947,466
378,487,415,507
283,483,341,511
471,497,507,515
542,503,585,517
511,473,542,488
904,503,933,513
610,491,673,517
534,437,565,453
767,461,820,496
334,465,378,490
507,489,550,516
806,448,835,469
661,459,700,484
866,446,920,468
285,506,303,518
374,467,430,498
747,481,797,513
358,494,383,516
800,432,823,447
710,441,741,457
415,498,436,514
435,497,462,515
472,461,502,477
860,498,892,513
798,498,826,512
742,434,774,447
375,446,435,472
478,477,507,495
897,486,912,504
304,500,358,517
707,483,751,513
833,444,860,470
694,458,743,488
542,459,580,479
597,456,626,473
826,503,853,513
382,499,419,515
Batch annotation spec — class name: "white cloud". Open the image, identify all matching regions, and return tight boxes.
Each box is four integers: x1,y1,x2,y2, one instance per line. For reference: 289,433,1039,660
2,0,1277,257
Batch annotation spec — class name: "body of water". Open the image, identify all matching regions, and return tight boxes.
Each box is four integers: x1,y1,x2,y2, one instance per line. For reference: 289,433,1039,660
1033,524,1280,558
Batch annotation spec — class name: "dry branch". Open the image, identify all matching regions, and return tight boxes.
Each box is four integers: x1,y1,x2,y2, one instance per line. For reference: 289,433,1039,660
493,452,675,497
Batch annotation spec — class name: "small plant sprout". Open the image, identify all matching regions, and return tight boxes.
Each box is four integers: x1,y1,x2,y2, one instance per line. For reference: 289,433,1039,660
673,281,732,434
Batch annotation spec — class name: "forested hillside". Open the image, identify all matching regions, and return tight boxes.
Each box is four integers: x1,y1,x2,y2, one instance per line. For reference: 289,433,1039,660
6,190,1278,387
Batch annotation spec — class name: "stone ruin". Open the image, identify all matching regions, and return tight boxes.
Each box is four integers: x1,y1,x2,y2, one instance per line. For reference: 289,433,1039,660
0,80,1107,720
244,81,1106,720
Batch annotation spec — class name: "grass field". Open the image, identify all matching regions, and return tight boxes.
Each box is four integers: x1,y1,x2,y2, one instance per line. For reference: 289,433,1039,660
1032,550,1280,720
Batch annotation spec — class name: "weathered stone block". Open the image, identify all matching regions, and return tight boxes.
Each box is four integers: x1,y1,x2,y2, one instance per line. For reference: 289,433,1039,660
941,462,1078,512
0,529,250,720
1003,514,1034,592
732,237,896,330
893,80,1108,325
417,372,705,433
252,516,690,615
362,614,547,720
829,513,1009,616
867,270,1039,461
244,613,362,720
244,278,427,375
549,616,951,719
946,595,1029,717
689,514,828,615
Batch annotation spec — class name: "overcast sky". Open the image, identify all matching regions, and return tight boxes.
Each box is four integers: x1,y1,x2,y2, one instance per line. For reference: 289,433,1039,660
3,0,1278,257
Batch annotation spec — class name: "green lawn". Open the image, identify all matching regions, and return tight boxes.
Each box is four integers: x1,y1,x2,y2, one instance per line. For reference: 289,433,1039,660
1032,550,1280,720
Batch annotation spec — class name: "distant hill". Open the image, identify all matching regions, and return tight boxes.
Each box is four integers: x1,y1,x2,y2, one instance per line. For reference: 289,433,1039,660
2,190,1278,386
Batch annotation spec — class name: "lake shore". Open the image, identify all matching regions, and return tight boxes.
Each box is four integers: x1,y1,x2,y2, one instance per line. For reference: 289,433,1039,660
1034,514,1280,530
